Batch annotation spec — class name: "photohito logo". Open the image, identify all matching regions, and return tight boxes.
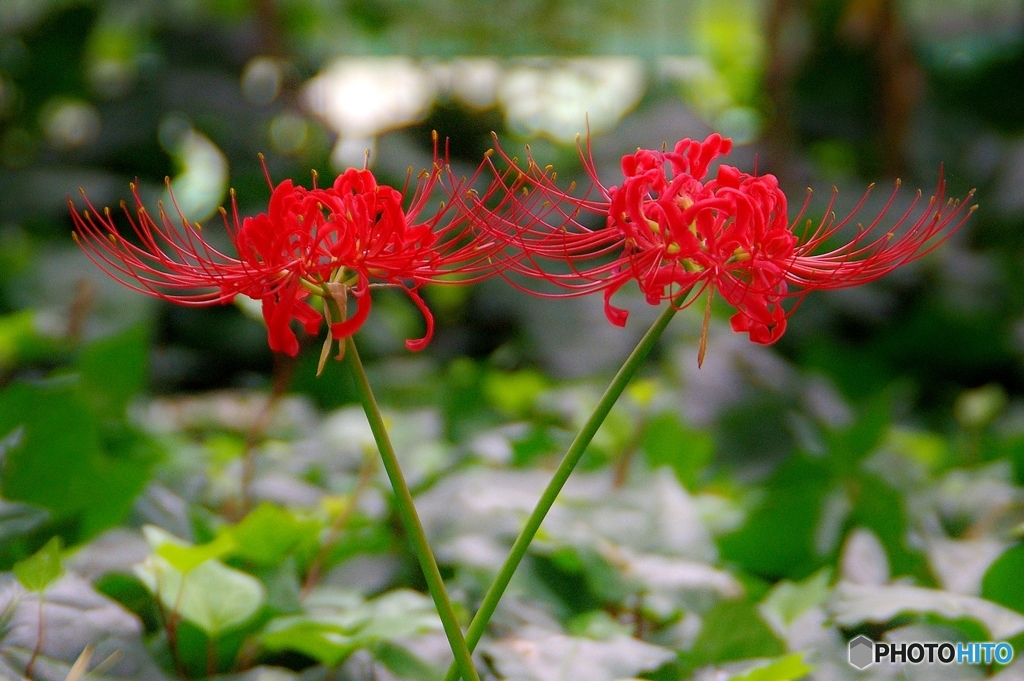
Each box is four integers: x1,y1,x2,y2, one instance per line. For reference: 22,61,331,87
848,635,1014,669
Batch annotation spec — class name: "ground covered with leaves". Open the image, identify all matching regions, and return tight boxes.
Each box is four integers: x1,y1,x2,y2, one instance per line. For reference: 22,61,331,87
5,308,1024,681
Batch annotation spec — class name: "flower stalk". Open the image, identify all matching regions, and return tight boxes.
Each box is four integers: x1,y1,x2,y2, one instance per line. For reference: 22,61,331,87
343,336,481,681
442,295,685,681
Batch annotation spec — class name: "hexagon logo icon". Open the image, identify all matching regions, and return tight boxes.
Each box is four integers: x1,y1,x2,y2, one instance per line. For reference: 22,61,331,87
849,635,875,669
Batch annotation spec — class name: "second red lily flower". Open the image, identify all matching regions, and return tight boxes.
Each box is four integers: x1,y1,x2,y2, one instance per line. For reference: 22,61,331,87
464,133,976,364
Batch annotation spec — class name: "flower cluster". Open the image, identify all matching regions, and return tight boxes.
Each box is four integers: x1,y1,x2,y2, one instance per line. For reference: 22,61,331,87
72,144,497,358
462,133,975,362
73,131,975,365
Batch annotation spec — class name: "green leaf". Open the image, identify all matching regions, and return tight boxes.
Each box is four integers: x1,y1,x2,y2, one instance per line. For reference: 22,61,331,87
824,390,893,467
848,472,927,580
482,369,548,417
13,536,64,592
727,653,814,681
0,380,157,540
760,568,832,628
983,544,1024,615
642,412,714,489
511,426,558,466
0,310,65,370
137,526,266,635
567,610,634,640
260,589,442,666
718,456,831,579
228,502,316,566
157,532,236,573
77,323,149,419
373,641,441,681
0,381,101,518
687,600,785,668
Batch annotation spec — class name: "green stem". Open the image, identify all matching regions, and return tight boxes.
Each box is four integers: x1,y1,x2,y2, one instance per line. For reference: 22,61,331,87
442,301,680,681
344,338,481,681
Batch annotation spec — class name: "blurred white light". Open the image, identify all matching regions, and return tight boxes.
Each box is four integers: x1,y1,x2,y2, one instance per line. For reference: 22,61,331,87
430,58,503,109
498,58,645,142
242,56,284,106
657,55,716,81
303,57,435,170
39,98,101,149
161,123,229,222
332,136,375,170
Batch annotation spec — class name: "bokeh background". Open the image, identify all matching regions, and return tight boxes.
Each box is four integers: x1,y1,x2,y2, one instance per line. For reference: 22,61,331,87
4,1,1024,680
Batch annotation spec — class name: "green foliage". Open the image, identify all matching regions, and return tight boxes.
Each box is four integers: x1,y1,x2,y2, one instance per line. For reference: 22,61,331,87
0,311,65,370
642,412,714,489
260,589,442,666
718,455,831,579
482,368,548,417
760,569,832,628
982,544,1024,615
682,599,785,671
727,653,813,681
0,324,157,556
227,502,320,567
136,526,266,636
13,536,63,592
157,532,237,573
77,324,149,419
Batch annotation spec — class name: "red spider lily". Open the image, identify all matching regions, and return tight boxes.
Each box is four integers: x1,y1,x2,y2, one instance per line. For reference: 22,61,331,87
461,133,976,365
71,141,500,359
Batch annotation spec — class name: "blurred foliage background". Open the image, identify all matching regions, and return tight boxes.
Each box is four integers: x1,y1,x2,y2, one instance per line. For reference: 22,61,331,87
3,0,1024,680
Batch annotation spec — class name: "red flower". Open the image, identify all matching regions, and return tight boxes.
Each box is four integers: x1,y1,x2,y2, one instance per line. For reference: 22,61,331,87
71,144,498,358
466,133,975,363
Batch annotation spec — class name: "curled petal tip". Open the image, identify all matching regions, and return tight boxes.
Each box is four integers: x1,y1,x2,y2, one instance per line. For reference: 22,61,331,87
405,337,429,352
